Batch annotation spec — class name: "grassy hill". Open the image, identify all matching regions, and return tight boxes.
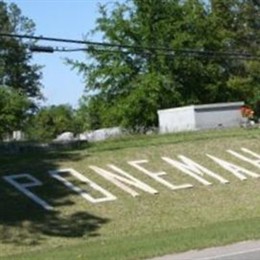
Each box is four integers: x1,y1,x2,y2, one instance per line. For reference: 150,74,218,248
0,128,260,260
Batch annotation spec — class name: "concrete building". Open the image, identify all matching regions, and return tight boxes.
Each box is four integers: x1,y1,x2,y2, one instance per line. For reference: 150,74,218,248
158,102,244,133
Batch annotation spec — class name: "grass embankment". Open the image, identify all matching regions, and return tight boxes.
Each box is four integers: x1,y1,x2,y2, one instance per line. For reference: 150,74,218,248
0,128,260,259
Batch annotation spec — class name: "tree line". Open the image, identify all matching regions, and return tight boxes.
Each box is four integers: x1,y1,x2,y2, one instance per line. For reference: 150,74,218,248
0,0,259,141
71,0,260,131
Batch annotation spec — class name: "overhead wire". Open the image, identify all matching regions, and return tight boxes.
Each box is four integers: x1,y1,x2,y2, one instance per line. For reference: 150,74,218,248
0,32,259,60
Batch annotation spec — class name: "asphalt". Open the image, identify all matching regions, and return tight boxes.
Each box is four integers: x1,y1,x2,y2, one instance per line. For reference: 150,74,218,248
149,240,260,260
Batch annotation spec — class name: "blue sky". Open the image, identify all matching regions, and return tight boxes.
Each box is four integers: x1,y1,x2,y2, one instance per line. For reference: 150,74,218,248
7,0,121,108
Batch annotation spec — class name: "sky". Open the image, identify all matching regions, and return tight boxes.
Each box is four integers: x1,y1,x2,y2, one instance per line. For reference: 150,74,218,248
7,0,121,108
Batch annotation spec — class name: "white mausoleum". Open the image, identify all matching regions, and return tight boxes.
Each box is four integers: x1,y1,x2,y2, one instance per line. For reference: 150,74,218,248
157,102,244,133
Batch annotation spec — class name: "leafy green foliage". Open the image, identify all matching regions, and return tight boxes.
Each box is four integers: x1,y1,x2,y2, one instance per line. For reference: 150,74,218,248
26,105,81,141
0,86,31,139
0,1,42,99
210,0,260,108
0,1,43,139
71,0,260,131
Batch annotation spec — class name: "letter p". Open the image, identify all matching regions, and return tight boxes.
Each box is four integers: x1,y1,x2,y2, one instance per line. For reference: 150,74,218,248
3,174,53,211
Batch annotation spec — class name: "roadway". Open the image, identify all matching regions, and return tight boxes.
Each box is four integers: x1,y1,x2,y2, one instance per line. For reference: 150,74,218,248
150,240,260,260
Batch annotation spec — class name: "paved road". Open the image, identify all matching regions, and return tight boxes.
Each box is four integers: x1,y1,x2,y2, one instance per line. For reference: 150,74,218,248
150,240,260,260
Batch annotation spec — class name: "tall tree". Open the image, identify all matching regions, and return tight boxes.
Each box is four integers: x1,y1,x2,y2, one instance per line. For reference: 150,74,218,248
71,0,260,130
0,1,43,138
210,0,260,110
0,1,42,99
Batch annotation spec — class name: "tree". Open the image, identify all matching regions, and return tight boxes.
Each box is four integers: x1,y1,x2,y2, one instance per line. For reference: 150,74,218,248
0,86,31,139
210,0,260,110
0,1,43,139
71,0,260,131
26,105,80,141
0,1,42,99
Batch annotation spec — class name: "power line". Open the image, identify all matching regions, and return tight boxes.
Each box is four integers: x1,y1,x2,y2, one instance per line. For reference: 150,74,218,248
27,45,260,60
1,32,260,60
52,47,259,60
0,32,172,52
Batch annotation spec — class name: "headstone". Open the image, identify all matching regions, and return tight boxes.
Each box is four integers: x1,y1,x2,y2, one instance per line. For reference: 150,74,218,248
54,132,74,142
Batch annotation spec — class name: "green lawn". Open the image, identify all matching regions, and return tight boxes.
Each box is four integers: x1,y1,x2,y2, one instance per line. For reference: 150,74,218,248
0,128,260,259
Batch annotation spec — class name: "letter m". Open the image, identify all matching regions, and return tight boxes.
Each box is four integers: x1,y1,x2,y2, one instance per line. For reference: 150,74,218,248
162,155,229,185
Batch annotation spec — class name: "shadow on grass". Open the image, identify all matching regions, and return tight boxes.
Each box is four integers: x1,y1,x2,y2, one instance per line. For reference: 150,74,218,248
0,149,109,246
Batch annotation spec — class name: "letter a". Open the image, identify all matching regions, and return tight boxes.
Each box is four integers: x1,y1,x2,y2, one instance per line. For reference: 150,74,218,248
207,154,260,181
227,148,260,169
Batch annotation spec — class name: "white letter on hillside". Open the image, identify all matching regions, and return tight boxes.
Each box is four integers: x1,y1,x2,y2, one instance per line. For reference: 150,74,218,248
207,154,260,180
129,160,193,190
162,156,229,186
227,148,260,169
3,174,53,211
89,165,158,197
49,168,116,203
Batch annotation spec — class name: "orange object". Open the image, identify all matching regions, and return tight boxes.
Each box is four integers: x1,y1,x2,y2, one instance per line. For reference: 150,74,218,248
240,105,254,118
